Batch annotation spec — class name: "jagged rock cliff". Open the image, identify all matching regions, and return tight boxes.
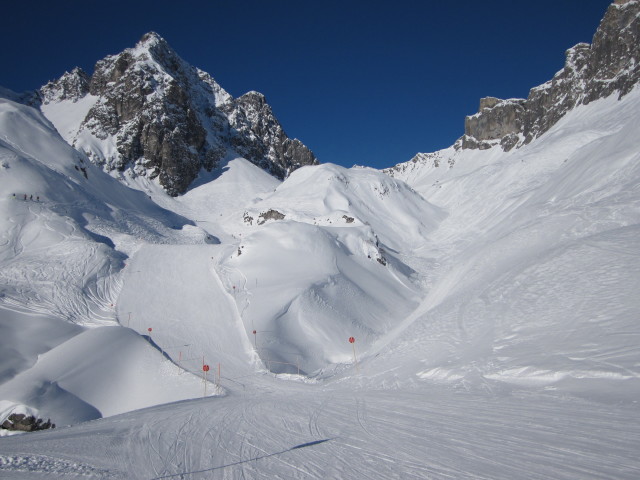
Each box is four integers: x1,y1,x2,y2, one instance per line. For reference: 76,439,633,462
222,91,318,179
40,67,90,103
39,32,317,195
462,0,639,151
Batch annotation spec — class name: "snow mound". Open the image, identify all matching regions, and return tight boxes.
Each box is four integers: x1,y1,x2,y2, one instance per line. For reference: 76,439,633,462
219,219,422,374
242,163,445,251
0,325,211,426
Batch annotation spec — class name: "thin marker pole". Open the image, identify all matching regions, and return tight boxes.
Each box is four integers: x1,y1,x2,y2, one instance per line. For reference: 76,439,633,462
349,337,359,372
203,364,210,397
353,343,359,372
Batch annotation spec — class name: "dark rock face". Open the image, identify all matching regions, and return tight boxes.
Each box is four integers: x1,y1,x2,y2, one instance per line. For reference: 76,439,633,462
257,209,286,225
462,0,640,151
40,32,317,196
463,97,526,151
1,413,55,432
223,91,317,179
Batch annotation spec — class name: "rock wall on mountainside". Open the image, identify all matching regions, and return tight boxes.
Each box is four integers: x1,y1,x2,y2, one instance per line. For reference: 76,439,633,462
461,0,639,152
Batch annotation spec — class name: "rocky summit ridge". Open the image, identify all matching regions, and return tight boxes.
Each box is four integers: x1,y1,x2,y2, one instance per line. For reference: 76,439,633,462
38,32,318,195
460,0,639,152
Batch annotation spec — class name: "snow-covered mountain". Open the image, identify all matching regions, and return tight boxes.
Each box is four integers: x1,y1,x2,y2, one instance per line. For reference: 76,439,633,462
38,32,318,196
1,2,639,478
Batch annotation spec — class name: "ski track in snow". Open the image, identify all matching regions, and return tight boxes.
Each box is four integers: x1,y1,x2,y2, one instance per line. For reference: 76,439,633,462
1,386,639,479
0,199,122,326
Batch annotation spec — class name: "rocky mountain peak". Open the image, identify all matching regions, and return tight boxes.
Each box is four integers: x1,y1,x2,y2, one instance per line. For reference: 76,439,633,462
40,67,90,104
461,0,639,152
239,90,266,101
133,32,186,78
39,32,318,196
138,31,166,48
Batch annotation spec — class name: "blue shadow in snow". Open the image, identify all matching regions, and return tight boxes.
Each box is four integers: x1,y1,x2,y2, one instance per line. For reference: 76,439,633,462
149,438,333,479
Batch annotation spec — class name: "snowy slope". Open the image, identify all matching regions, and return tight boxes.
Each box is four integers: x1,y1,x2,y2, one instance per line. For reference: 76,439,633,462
198,163,445,374
125,156,282,243
0,84,639,478
40,95,98,145
1,380,638,479
115,243,258,380
376,86,640,400
0,97,194,321
242,163,445,250
105,161,437,376
0,325,211,425
0,97,216,424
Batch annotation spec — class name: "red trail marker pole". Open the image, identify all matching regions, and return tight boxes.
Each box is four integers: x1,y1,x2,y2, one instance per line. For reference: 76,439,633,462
203,364,210,397
349,337,359,372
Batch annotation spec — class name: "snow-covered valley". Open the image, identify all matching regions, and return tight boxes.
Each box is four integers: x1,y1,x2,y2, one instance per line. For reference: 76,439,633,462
0,80,638,477
2,3,640,474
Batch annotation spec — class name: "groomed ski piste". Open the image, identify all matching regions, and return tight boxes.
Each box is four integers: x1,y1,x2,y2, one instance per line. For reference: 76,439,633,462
0,82,639,478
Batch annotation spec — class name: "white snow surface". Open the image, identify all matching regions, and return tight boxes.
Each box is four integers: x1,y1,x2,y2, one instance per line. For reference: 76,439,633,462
40,95,98,145
0,84,639,478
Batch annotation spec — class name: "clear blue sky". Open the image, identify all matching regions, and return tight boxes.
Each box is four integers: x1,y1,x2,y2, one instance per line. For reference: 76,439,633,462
1,0,611,169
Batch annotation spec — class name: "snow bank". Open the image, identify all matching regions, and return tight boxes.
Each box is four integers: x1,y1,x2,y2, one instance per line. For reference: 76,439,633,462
0,325,210,425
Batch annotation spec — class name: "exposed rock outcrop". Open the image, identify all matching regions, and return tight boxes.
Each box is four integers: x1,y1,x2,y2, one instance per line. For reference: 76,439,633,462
463,0,639,151
223,91,316,179
384,151,453,178
1,413,55,432
257,209,286,225
40,32,318,196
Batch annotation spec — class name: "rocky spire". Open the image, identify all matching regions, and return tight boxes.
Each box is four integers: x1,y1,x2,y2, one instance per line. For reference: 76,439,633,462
223,91,317,178
40,67,90,104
